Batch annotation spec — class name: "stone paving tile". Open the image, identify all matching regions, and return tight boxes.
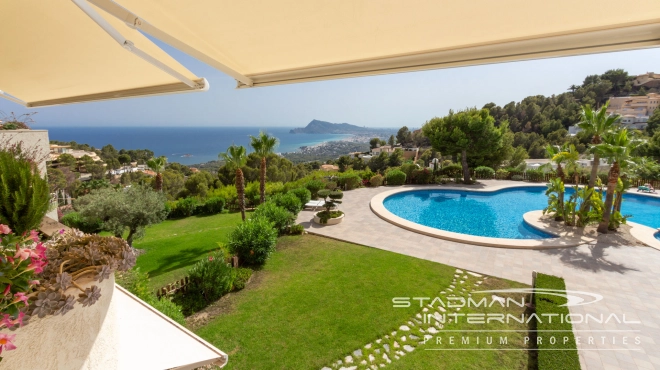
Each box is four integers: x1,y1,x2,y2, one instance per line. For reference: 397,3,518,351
298,182,660,370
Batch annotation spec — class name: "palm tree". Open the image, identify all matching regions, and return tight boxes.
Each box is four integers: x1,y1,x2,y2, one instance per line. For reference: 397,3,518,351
577,102,621,189
594,128,641,233
568,84,579,93
249,132,278,204
146,156,167,192
557,144,580,185
544,145,567,220
220,145,248,221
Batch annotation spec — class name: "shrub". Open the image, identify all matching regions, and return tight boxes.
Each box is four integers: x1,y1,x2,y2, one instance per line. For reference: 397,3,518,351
227,216,278,266
265,182,286,197
289,224,305,235
495,169,510,180
511,175,524,181
171,197,200,218
399,163,417,182
369,174,384,187
474,166,495,179
116,268,186,325
385,169,406,186
187,251,236,304
439,163,462,177
202,196,225,215
356,170,375,180
305,180,325,199
338,172,362,190
233,267,253,291
0,149,50,234
252,201,295,234
288,187,311,205
525,169,545,182
245,181,260,204
534,273,580,370
271,192,303,215
324,181,338,190
60,211,103,233
411,168,433,184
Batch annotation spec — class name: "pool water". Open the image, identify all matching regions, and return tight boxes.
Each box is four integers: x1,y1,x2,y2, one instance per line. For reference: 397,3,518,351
383,187,660,239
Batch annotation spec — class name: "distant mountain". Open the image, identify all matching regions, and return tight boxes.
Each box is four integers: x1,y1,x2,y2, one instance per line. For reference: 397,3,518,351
289,119,393,134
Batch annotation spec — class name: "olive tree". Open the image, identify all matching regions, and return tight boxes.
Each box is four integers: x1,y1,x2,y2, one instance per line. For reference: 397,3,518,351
76,185,168,246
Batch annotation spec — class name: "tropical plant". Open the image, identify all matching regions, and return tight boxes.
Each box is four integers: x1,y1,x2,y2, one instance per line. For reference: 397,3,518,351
249,132,278,204
556,144,580,185
187,251,236,304
146,156,167,192
0,149,50,234
543,178,565,222
227,216,278,266
577,103,621,189
220,145,248,221
75,185,168,246
594,128,642,233
563,186,604,227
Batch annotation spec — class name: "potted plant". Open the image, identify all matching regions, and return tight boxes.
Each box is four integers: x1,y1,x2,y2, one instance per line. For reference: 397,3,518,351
0,227,136,366
313,189,344,225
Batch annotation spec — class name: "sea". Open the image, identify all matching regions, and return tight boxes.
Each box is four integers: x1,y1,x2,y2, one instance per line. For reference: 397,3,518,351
33,126,353,165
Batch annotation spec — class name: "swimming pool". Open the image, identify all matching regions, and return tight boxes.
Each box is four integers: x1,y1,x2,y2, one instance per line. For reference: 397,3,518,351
382,186,660,239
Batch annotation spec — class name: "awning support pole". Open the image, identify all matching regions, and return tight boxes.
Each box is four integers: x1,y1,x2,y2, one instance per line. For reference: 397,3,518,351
87,0,254,87
71,0,203,89
0,91,27,107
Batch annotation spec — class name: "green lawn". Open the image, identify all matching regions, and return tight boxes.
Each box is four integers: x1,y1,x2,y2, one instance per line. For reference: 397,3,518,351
195,234,533,369
132,212,244,289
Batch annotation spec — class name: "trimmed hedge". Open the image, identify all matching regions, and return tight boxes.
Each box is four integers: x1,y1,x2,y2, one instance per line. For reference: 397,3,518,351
439,164,462,177
369,174,384,187
338,172,362,190
474,166,495,179
288,187,312,206
534,273,580,370
385,170,406,186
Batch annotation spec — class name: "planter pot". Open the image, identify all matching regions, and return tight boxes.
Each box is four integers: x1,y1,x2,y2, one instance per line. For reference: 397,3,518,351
0,275,117,370
313,211,345,225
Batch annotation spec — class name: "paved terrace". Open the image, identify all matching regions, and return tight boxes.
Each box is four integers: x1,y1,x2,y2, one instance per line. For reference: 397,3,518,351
296,181,660,370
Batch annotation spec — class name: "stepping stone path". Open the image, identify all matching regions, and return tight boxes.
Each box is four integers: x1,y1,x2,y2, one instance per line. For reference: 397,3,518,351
322,269,488,369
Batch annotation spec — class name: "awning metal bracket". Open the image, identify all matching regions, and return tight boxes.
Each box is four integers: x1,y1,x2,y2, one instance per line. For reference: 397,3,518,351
71,0,205,90
85,0,254,87
0,90,27,107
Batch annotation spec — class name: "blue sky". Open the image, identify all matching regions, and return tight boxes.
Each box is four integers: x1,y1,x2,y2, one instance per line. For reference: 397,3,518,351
2,39,659,128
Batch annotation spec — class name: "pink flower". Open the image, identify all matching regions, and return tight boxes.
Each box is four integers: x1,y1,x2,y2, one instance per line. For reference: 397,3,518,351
0,224,11,235
29,230,39,243
13,292,28,305
2,285,10,296
0,333,17,354
14,247,31,262
26,260,46,274
0,314,12,328
28,280,40,286
59,228,65,235
208,256,214,261
13,312,25,327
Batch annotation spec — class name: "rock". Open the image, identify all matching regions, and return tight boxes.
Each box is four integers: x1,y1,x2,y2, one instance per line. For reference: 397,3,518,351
422,307,428,312
374,349,380,354
370,366,377,370
385,335,389,339
383,344,390,353
416,313,422,319
380,364,385,368
383,353,391,363
335,360,342,366
419,328,425,333
463,275,468,279
456,269,463,273
364,343,372,349
394,355,400,360
360,360,367,365
449,285,455,289
414,319,422,324
427,327,439,334
484,277,489,280
424,334,433,341
460,280,465,284
396,350,405,356
353,349,362,358
339,367,357,370
399,325,410,331
321,367,332,370
394,341,400,348
456,307,461,311
435,321,443,329
440,291,446,294
376,339,382,344
437,306,446,312
403,345,414,352
409,334,419,340
467,271,482,277
447,288,453,292
391,331,397,336
401,336,407,342
344,355,353,364
454,274,459,277
369,354,375,362
407,321,415,327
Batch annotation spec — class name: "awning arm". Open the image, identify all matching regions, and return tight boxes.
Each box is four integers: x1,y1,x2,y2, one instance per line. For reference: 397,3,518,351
87,0,254,87
0,90,28,107
71,0,205,90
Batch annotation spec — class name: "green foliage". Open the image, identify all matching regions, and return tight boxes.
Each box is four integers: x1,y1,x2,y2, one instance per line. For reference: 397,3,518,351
543,178,565,221
563,186,604,227
169,197,201,218
289,224,305,235
202,196,226,215
305,180,325,199
387,149,403,167
324,181,338,190
316,210,344,224
495,169,510,180
511,175,523,181
0,149,50,234
385,169,406,185
367,152,388,173
253,201,295,234
60,211,102,233
439,163,462,177
369,174,384,187
411,168,433,184
76,185,168,246
525,169,545,182
533,273,580,370
399,163,416,181
474,166,495,179
186,251,236,305
227,216,278,266
288,187,311,205
245,181,261,204
233,267,253,291
317,189,343,216
271,192,303,215
338,172,361,190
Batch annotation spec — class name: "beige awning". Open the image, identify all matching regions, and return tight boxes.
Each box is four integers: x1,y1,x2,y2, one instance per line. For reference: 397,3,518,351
0,1,207,107
88,0,660,88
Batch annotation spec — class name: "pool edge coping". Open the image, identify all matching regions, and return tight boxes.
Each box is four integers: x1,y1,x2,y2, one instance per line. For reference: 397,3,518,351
369,185,596,249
